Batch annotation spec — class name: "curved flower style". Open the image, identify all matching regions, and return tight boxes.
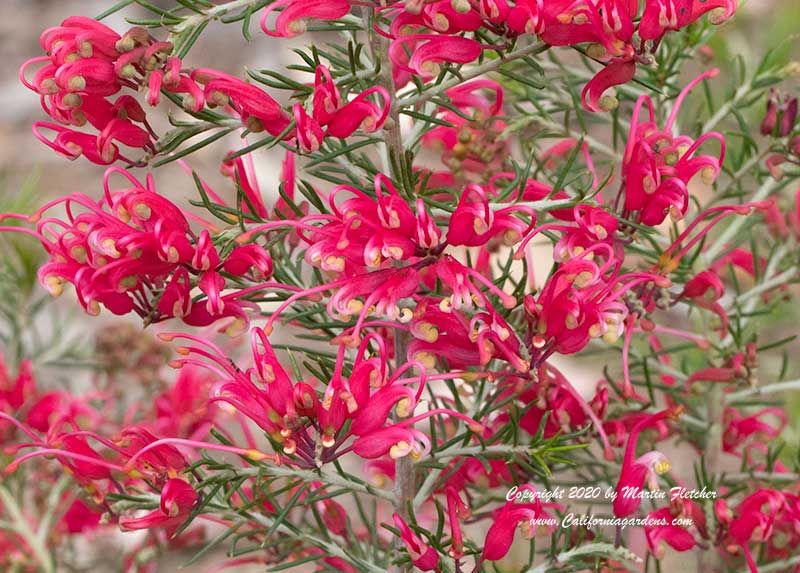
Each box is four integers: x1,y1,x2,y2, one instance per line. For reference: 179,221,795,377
260,0,351,38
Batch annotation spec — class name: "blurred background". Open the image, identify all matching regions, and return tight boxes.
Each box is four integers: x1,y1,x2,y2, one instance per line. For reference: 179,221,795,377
0,1,799,572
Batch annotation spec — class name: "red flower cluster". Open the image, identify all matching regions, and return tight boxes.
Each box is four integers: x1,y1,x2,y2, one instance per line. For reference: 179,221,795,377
21,17,390,165
20,17,189,164
621,70,726,226
2,168,275,334
258,0,737,112
165,328,482,465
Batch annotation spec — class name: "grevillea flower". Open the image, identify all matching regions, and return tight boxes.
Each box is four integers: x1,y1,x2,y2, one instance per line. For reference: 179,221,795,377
640,0,738,42
724,407,786,466
644,507,697,558
260,0,351,38
521,248,669,368
312,66,391,138
582,60,637,112
119,478,198,532
512,368,610,454
165,329,480,466
254,174,441,278
391,35,483,79
192,68,290,136
392,514,439,571
446,184,534,246
516,203,618,263
613,408,681,518
724,489,800,572
507,1,737,111
620,70,725,226
479,486,563,563
408,298,528,372
677,270,729,337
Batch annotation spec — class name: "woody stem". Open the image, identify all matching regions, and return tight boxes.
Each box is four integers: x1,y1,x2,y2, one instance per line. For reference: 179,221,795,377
361,4,404,184
393,329,416,573
698,382,724,571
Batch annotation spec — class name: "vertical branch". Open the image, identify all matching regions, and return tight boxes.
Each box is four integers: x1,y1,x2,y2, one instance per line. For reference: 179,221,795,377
361,4,404,180
393,329,416,573
698,383,724,571
393,330,416,521
360,6,416,569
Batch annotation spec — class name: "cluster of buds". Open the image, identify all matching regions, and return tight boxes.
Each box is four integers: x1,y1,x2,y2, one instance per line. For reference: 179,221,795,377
761,89,800,180
422,80,510,178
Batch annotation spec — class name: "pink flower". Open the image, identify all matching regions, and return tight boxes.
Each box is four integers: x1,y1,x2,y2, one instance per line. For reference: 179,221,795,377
678,270,728,337
391,35,483,79
446,184,535,246
725,489,800,571
293,174,439,275
392,514,440,571
521,251,668,365
644,507,697,558
613,408,681,518
582,60,637,112
260,0,351,38
408,298,528,372
192,68,291,136
620,70,725,225
20,18,200,164
640,0,737,42
479,486,563,562
724,407,786,466
1,167,273,333
120,478,198,533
